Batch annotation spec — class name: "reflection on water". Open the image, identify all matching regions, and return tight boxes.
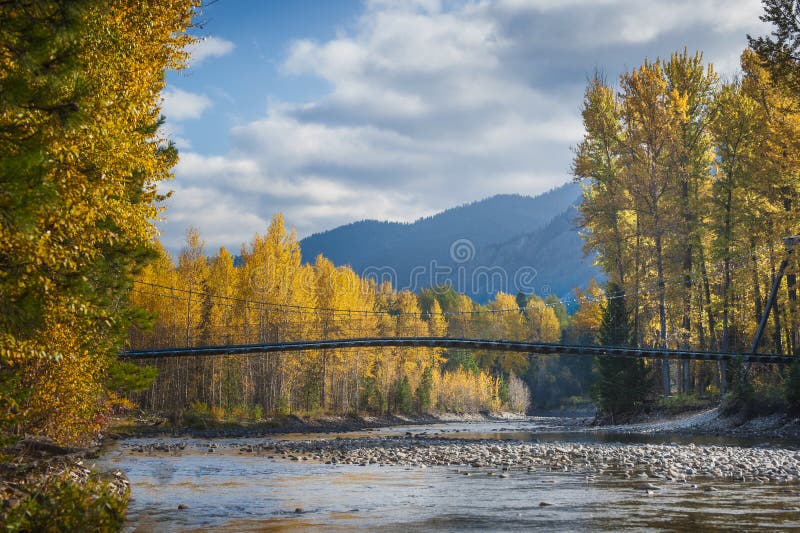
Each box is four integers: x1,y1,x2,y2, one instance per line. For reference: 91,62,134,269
97,420,800,532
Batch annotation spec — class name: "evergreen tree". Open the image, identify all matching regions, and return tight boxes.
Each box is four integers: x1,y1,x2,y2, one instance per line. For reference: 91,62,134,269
415,367,433,413
786,360,800,414
393,376,413,414
590,283,652,422
748,0,800,91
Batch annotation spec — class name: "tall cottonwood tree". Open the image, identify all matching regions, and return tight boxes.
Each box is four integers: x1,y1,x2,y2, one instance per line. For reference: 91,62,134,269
663,50,718,392
576,42,800,397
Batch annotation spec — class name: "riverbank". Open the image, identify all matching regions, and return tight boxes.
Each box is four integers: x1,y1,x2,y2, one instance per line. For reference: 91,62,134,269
108,410,529,440
100,416,800,530
593,408,800,441
0,439,130,530
110,406,800,443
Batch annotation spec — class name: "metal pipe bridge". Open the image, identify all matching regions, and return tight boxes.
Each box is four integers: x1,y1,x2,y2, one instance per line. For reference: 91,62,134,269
121,337,793,364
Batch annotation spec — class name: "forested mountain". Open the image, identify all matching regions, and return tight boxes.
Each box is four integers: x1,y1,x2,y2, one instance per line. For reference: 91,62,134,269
300,182,600,302
475,205,601,305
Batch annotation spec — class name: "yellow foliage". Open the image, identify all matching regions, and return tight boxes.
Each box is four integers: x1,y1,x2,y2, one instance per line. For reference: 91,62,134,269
0,0,198,444
435,368,500,413
128,219,511,417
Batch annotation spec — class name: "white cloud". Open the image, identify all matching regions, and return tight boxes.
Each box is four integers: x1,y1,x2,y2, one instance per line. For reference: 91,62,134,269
186,36,235,66
162,88,212,121
160,0,770,253
159,184,269,253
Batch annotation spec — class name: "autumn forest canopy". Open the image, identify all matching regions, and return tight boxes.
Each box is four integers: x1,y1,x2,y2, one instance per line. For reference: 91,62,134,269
2,0,800,448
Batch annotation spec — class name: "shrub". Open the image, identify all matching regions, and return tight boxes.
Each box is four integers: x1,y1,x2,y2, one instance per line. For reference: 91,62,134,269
210,405,226,422
658,393,709,415
1,473,128,532
722,363,787,418
183,400,212,428
274,397,290,417
507,373,531,413
705,384,720,398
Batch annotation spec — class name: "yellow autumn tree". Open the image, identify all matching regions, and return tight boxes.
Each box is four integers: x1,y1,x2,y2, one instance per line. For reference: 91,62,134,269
205,247,238,345
0,0,197,444
528,295,562,343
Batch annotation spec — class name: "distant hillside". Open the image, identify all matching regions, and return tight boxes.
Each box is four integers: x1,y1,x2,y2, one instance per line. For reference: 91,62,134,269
475,205,601,302
300,182,601,302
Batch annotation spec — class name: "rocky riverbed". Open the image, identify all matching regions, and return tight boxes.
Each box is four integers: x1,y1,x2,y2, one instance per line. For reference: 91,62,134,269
271,437,800,484
126,434,800,485
107,419,800,531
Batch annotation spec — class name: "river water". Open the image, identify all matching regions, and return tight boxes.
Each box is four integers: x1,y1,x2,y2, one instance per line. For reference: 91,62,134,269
98,418,800,531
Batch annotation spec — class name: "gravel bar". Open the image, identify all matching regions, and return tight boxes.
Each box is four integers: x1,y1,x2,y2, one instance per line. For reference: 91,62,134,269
258,436,800,483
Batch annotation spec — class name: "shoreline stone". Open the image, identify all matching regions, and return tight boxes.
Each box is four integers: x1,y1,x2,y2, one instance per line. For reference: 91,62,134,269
256,435,800,484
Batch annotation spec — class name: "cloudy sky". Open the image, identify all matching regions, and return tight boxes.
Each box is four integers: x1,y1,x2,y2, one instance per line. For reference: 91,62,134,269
159,0,769,254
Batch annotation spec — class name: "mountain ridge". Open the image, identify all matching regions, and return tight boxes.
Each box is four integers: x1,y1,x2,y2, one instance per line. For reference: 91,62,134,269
300,182,601,302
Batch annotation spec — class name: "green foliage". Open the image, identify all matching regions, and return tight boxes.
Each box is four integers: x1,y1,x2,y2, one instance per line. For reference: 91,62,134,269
545,294,570,330
415,367,433,413
272,397,289,418
597,283,630,346
418,285,461,315
657,393,711,415
721,357,754,416
516,292,529,315
444,350,479,374
722,359,787,418
392,376,413,414
498,375,509,406
748,0,800,91
183,400,213,428
564,396,593,409
590,283,653,421
525,355,593,409
705,383,721,398
299,369,322,413
786,360,800,415
105,361,158,395
359,376,380,413
179,401,273,427
1,474,128,532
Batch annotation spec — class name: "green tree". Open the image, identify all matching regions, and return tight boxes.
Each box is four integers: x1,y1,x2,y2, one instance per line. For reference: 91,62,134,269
106,361,158,396
590,283,652,422
444,350,479,373
545,294,570,330
392,376,413,414
415,367,434,413
748,0,800,91
786,360,800,414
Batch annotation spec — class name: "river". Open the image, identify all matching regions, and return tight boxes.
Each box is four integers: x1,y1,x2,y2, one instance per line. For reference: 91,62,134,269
98,418,800,531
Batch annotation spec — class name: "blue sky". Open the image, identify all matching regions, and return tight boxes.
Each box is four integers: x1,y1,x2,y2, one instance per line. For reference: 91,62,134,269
159,0,768,254
164,0,362,154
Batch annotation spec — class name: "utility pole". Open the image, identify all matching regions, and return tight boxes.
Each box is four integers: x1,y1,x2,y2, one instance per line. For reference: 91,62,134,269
186,286,192,347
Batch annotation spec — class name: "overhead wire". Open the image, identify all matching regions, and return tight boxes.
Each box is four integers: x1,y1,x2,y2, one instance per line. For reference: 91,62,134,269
129,236,789,319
